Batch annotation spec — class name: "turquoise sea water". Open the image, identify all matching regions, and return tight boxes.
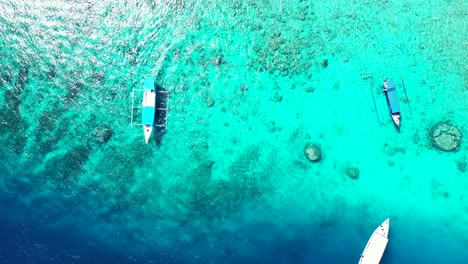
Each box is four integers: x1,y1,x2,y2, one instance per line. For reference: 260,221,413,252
0,0,467,263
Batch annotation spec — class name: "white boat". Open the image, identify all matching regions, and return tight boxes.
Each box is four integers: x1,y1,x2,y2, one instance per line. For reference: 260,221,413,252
358,218,390,264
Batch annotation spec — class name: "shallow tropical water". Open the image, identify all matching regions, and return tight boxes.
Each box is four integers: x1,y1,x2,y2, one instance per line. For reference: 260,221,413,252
0,0,467,263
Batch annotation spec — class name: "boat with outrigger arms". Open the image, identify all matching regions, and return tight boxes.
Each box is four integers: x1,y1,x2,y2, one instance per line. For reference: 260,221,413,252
130,77,168,144
369,77,412,130
383,78,401,130
358,218,390,264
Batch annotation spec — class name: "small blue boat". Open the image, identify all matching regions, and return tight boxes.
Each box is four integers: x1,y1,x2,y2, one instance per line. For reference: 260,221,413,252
142,77,156,143
383,78,401,130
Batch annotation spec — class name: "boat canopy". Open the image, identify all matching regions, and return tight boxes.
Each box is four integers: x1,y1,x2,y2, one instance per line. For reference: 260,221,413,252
386,79,400,114
142,107,155,125
144,77,155,90
142,77,156,125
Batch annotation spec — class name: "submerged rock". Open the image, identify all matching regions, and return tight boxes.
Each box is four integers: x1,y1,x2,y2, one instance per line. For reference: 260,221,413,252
304,143,322,162
346,167,360,179
322,59,328,68
211,55,224,66
305,87,315,93
429,121,462,152
456,159,467,173
205,96,215,107
94,126,113,144
271,92,283,103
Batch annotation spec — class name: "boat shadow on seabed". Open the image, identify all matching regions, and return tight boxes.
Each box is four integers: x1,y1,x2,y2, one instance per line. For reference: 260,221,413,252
153,84,169,147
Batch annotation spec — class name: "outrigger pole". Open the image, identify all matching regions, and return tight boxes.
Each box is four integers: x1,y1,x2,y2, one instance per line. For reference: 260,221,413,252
130,87,145,126
369,81,381,124
401,79,413,117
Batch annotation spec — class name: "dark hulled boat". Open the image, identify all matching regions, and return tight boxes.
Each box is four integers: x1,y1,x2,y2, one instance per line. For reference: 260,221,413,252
383,78,401,130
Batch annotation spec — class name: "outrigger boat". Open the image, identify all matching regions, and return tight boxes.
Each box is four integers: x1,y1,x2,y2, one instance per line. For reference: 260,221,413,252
131,77,168,144
383,78,401,130
358,218,390,264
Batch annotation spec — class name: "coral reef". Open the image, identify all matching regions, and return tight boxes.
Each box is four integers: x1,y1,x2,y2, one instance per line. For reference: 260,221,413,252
345,167,360,179
322,59,329,68
456,159,466,173
94,126,113,145
43,145,92,182
0,80,28,155
205,96,215,107
429,121,462,152
167,145,275,226
304,143,322,162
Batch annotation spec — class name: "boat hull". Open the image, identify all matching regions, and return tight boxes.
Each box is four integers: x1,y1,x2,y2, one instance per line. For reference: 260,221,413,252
391,113,401,130
142,77,156,144
358,218,390,264
144,125,153,144
384,78,401,130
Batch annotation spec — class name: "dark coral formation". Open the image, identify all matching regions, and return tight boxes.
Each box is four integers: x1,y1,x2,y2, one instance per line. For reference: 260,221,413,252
456,159,467,173
94,126,113,145
429,121,462,152
304,143,322,162
345,167,360,179
43,145,92,181
205,96,215,107
0,75,29,155
170,146,274,222
322,59,329,68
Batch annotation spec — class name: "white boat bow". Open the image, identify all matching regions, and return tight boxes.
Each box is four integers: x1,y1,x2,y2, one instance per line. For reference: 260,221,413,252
358,218,390,264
